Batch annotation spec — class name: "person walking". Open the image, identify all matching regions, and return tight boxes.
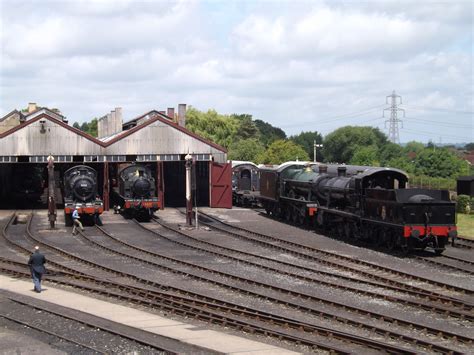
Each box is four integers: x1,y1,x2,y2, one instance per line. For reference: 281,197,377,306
72,207,84,235
28,246,46,293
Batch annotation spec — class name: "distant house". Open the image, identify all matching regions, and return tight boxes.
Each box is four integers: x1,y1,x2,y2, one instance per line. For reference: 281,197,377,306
463,151,474,166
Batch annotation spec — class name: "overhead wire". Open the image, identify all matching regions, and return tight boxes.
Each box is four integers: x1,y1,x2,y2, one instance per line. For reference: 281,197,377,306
401,105,473,115
282,105,385,128
401,128,472,141
404,116,472,129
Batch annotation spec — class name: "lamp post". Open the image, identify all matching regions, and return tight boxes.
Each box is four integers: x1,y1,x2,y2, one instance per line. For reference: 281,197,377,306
313,140,323,163
185,154,193,225
47,155,56,228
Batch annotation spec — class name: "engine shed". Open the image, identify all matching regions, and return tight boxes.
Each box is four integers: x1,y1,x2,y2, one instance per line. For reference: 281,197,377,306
0,104,232,211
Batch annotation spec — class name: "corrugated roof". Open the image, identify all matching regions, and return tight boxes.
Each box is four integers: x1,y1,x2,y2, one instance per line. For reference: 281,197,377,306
0,109,227,153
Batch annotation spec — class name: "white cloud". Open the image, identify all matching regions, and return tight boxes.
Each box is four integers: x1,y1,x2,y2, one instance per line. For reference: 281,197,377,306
0,0,472,143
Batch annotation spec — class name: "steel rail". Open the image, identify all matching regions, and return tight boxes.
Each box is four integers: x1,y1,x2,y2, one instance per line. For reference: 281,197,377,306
198,210,474,296
127,220,474,346
2,213,471,352
150,217,473,315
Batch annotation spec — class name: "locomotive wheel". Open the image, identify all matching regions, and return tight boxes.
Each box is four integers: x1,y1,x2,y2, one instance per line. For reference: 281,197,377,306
386,238,395,250
94,214,103,226
297,212,305,225
291,207,298,224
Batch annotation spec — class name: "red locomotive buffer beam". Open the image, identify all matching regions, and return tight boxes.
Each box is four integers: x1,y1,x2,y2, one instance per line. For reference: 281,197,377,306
124,199,161,209
404,225,457,239
64,204,104,215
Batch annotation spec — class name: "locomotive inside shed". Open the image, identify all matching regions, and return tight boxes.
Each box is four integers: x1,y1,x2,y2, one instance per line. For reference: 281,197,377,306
0,106,232,216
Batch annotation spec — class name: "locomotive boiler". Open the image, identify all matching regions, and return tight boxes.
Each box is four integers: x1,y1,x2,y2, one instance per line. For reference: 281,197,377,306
63,165,103,226
112,164,161,221
259,162,456,254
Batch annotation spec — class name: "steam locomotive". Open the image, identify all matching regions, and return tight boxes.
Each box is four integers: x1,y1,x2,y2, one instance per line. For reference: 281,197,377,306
11,165,45,205
112,164,161,221
63,165,103,226
232,161,260,207
259,162,457,254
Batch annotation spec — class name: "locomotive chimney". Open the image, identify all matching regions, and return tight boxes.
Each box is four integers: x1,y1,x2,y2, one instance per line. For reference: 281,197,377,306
178,103,186,127
97,117,103,138
115,107,123,133
318,165,328,174
337,166,347,177
167,107,175,120
110,110,116,136
28,102,37,113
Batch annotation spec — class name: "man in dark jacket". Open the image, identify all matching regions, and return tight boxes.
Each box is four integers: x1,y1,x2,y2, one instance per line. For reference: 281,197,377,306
28,246,46,293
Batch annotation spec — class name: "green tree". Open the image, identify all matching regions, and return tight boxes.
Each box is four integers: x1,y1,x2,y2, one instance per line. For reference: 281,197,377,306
259,140,309,164
465,142,474,151
413,147,470,178
323,126,388,163
403,141,425,155
86,118,98,137
254,119,286,147
385,156,416,174
231,114,260,140
289,131,323,162
80,122,89,132
73,122,80,129
185,107,238,148
227,138,265,162
379,143,405,166
350,146,380,166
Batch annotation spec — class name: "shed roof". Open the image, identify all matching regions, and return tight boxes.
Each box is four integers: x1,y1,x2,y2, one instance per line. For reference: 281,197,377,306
0,109,226,156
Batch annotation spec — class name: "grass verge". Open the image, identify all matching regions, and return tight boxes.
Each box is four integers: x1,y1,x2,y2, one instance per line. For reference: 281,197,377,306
457,213,474,239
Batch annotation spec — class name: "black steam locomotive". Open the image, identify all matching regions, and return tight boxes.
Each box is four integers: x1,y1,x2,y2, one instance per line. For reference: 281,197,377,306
112,164,161,221
63,165,103,226
11,165,45,205
259,162,457,254
232,161,260,207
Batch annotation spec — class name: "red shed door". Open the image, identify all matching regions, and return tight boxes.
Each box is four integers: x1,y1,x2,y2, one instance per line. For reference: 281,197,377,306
210,162,232,208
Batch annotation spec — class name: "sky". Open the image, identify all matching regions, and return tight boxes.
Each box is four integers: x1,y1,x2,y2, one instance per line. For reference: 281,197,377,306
0,0,472,144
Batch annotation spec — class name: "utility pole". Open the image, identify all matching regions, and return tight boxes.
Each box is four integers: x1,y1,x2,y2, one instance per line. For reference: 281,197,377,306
313,140,323,162
383,90,405,144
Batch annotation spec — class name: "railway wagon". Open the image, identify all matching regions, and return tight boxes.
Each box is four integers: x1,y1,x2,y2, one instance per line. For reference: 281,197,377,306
259,162,456,254
112,164,161,221
232,161,260,207
63,165,103,226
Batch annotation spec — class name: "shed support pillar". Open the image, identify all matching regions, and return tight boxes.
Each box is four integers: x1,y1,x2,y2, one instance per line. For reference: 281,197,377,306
103,162,109,211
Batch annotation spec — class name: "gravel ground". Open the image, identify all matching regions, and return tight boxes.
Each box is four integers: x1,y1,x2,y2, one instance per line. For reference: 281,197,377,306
1,208,473,354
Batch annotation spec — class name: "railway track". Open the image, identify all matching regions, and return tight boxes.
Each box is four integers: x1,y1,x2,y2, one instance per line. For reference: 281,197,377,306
455,237,474,250
0,291,172,354
120,217,474,350
195,210,474,299
1,211,472,353
151,216,474,316
0,212,413,354
415,254,474,275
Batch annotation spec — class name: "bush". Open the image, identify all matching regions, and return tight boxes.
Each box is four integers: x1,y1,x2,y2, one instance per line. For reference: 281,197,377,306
456,195,472,213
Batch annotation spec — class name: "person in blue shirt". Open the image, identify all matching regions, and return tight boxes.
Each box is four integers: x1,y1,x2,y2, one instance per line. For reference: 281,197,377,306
72,207,84,235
